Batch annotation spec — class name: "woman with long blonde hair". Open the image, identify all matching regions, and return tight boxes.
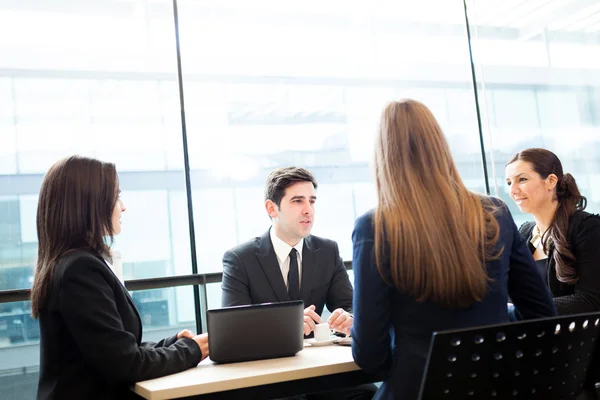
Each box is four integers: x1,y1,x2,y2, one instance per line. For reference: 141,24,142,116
350,100,555,399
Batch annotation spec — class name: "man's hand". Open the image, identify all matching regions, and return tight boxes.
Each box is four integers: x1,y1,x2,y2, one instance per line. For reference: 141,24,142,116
177,329,194,340
192,333,209,362
303,305,322,336
327,308,353,336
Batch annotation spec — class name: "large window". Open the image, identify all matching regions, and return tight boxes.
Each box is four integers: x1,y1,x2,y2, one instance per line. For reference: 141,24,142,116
1,1,599,399
0,3,194,286
0,2,196,397
468,0,600,225
177,0,486,269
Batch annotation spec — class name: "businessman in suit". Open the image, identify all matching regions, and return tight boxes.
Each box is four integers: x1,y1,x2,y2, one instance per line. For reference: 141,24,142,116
221,167,354,336
222,167,375,399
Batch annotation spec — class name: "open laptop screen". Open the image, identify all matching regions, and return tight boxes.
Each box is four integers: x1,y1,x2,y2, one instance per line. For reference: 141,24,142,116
207,300,304,364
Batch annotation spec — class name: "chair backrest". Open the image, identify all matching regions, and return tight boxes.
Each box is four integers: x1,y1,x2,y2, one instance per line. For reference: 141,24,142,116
418,312,600,400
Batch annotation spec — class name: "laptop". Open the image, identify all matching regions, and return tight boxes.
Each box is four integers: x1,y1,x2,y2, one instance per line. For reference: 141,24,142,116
207,300,304,363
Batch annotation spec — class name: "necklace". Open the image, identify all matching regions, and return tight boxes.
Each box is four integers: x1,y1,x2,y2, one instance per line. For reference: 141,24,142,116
530,225,550,254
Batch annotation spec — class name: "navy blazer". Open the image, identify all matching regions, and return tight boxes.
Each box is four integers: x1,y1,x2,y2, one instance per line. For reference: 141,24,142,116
37,250,202,400
351,200,556,400
221,230,353,317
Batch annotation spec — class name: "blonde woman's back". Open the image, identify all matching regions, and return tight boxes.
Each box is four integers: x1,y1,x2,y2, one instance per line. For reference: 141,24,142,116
373,100,504,308
352,99,554,400
351,197,556,399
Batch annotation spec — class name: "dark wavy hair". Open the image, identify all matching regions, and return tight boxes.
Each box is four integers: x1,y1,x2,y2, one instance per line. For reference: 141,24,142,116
264,167,318,207
31,156,119,318
507,148,586,284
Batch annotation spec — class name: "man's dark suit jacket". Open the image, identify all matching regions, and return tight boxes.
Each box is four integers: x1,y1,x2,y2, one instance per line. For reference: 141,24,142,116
37,249,202,400
221,230,353,317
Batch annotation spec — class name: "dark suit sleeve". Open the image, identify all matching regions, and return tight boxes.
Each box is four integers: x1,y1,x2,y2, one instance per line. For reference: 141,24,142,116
325,241,354,313
59,259,201,383
222,249,253,307
506,209,557,319
554,215,600,314
350,214,393,376
141,334,177,349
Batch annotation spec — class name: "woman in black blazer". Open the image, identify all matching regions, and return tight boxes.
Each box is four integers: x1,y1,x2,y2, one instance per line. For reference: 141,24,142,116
31,156,208,400
506,148,600,315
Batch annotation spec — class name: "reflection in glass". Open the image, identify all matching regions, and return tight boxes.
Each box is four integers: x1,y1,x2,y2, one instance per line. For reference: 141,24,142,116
178,0,485,270
470,0,600,226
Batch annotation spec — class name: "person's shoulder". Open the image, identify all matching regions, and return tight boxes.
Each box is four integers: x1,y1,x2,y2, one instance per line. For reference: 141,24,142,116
225,235,262,257
571,210,600,224
58,249,104,268
354,209,375,233
571,210,600,232
515,218,535,238
484,195,506,208
478,194,530,234
477,194,509,216
305,233,338,250
479,194,504,217
55,249,110,281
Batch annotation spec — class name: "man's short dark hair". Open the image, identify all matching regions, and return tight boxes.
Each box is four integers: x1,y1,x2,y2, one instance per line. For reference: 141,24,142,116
264,167,318,207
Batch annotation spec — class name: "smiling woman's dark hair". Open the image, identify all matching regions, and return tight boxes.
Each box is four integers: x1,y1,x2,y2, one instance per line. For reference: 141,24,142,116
506,148,586,284
31,156,119,318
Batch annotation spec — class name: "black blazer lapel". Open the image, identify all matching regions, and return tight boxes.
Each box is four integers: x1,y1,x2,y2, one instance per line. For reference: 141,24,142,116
256,230,290,302
300,236,320,303
122,286,143,341
98,256,143,341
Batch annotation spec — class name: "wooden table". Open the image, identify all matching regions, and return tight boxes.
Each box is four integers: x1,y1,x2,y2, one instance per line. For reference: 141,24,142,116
133,344,377,399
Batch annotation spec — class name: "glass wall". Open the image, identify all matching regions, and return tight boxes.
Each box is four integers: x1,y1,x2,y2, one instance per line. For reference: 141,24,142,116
0,1,196,396
176,0,486,268
0,0,197,289
468,0,600,225
1,0,599,398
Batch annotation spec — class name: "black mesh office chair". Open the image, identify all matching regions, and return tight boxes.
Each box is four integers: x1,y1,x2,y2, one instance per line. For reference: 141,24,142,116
418,312,600,399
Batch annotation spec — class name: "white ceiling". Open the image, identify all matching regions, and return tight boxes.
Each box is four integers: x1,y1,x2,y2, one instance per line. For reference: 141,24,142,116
469,0,600,35
2,0,600,37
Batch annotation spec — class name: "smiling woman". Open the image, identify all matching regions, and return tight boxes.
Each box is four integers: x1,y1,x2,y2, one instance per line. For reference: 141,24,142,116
505,148,600,316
